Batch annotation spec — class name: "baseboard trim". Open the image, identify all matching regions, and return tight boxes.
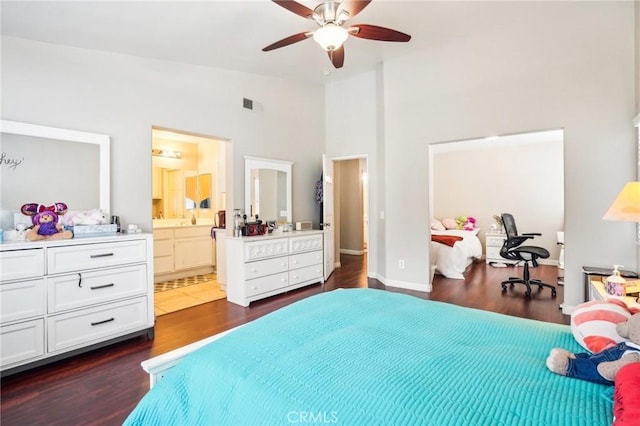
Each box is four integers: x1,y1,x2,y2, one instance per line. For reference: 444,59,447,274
376,274,431,293
340,249,364,255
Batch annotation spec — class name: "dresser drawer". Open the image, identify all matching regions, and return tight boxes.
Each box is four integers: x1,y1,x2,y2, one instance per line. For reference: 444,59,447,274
0,248,45,281
47,297,148,353
47,265,147,313
1,319,45,367
1,279,45,324
244,238,289,262
289,264,323,286
289,250,322,270
290,234,323,254
245,272,289,297
48,240,147,274
244,257,288,280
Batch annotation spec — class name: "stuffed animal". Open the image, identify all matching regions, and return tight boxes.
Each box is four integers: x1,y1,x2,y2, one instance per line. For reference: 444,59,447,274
546,313,640,385
21,202,73,241
61,209,107,226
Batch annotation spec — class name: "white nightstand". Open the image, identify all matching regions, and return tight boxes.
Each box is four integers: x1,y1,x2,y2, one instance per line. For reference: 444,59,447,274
485,232,518,265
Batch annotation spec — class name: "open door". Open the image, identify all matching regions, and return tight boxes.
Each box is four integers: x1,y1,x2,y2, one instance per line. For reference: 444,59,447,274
322,155,335,280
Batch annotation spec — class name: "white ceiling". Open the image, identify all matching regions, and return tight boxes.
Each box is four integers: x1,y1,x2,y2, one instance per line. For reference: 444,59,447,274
0,1,566,85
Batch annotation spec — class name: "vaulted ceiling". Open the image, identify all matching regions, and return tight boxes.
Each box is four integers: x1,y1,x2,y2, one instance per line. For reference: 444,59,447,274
0,1,581,84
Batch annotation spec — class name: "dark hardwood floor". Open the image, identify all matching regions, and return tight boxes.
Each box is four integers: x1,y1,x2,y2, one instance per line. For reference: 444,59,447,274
0,256,567,425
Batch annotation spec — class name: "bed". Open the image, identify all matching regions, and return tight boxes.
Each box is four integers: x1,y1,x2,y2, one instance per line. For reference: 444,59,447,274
430,228,483,279
125,289,611,425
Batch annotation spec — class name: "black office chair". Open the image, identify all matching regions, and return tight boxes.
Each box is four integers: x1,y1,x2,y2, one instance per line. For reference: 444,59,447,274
499,213,556,298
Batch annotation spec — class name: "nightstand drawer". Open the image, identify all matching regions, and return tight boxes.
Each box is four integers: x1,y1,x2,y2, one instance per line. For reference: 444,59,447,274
486,236,506,247
47,265,147,313
48,240,147,274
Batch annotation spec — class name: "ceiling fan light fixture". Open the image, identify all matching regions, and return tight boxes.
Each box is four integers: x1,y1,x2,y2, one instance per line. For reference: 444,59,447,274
313,23,348,51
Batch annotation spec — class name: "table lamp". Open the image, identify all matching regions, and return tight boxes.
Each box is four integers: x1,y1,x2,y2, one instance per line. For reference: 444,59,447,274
603,181,640,300
603,182,640,223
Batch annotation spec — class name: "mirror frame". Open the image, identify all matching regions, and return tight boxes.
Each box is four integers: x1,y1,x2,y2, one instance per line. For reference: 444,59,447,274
0,119,111,217
244,156,292,223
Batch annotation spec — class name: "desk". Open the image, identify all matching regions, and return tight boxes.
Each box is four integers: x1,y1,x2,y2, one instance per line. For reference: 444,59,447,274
589,280,640,309
582,266,638,302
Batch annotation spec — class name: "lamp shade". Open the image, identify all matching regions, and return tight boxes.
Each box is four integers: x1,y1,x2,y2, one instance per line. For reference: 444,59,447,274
313,23,348,51
603,182,640,222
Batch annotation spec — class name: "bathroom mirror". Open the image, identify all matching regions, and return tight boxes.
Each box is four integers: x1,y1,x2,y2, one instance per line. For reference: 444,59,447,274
244,156,292,224
0,120,110,225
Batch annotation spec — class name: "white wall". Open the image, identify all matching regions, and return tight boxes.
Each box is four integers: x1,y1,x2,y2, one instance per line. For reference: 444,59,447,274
327,2,637,308
325,70,382,277
1,37,325,231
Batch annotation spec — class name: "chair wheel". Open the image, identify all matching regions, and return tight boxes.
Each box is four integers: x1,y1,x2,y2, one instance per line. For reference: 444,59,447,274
524,290,532,297
551,289,557,297
509,283,515,288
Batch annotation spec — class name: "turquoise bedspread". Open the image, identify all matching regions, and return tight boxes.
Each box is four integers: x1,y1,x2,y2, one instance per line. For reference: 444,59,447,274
125,289,612,425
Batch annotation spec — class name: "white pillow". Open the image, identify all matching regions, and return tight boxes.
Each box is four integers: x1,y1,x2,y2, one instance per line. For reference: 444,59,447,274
430,218,445,231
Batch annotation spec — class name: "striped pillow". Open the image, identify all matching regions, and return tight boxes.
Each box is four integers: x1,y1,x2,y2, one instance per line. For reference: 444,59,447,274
571,300,633,353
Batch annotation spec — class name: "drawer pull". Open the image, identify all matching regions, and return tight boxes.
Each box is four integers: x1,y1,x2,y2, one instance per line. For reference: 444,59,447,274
91,317,115,326
90,253,114,259
78,273,83,288
90,283,115,290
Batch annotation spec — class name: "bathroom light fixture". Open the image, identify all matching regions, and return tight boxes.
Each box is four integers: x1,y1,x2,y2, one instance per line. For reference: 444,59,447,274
603,182,640,222
313,23,348,51
152,148,182,159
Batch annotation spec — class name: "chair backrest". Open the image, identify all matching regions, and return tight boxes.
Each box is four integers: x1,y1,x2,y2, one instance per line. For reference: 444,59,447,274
502,213,518,238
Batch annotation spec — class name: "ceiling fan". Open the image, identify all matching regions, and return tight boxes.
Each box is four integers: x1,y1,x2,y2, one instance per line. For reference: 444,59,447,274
262,0,411,69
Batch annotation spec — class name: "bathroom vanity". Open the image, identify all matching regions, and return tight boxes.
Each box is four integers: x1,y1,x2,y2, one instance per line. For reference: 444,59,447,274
152,223,216,282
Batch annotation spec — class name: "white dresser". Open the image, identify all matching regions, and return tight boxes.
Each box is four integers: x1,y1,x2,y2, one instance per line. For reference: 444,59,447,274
226,230,324,307
0,234,154,375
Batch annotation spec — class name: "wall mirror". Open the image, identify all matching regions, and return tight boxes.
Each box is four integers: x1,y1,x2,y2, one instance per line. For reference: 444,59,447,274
0,120,110,228
152,128,221,221
244,156,292,224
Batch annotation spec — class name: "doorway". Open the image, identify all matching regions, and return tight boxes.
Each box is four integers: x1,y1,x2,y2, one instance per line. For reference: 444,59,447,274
331,156,369,274
428,129,565,286
151,127,229,315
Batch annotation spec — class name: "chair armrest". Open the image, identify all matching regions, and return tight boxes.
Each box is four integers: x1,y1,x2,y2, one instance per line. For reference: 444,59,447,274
521,233,541,237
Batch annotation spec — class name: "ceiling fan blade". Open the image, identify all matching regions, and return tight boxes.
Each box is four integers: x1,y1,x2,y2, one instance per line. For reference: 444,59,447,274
328,46,345,69
337,0,372,19
349,24,411,42
272,0,315,19
262,32,311,51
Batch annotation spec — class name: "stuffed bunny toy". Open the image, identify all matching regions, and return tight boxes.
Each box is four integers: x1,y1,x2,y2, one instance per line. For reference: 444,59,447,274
546,313,640,385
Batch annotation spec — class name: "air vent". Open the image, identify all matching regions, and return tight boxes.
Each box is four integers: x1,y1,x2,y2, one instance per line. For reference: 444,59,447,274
243,98,253,110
